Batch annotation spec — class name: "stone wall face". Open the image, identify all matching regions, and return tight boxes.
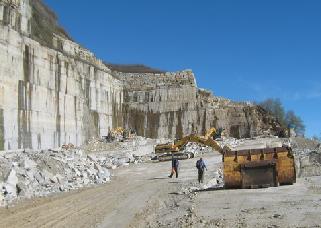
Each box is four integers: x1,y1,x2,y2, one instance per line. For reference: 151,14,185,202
0,0,123,150
117,71,197,138
119,72,282,139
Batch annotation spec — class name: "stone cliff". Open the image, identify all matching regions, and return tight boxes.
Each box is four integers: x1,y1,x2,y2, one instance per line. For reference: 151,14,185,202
0,0,283,150
116,70,282,139
0,0,123,150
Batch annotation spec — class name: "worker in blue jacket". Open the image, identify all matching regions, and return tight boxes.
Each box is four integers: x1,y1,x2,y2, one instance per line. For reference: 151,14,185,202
196,157,207,183
168,155,179,178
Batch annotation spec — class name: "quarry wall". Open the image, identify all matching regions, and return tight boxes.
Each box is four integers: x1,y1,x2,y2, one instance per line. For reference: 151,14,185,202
117,71,282,139
0,0,283,150
0,0,123,150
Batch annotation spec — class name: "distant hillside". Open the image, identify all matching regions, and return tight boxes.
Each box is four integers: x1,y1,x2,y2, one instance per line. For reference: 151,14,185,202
104,63,165,73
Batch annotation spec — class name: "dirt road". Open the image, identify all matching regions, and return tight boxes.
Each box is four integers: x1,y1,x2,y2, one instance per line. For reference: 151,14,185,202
0,154,320,228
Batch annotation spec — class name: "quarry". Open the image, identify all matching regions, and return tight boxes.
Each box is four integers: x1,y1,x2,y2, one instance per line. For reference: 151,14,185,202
0,0,321,227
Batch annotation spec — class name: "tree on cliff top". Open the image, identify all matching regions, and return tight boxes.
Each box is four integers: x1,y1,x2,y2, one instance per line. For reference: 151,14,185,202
285,110,305,136
259,98,286,126
259,98,305,136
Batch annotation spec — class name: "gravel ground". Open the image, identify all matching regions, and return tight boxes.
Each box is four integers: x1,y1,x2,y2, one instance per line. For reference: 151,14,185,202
0,153,320,228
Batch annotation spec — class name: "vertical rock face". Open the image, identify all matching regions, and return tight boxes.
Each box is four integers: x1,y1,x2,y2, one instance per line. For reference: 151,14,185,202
117,71,283,139
0,0,123,150
0,108,4,150
0,0,283,150
115,70,197,138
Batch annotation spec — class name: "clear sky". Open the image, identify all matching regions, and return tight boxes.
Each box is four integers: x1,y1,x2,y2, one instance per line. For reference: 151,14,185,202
44,0,321,138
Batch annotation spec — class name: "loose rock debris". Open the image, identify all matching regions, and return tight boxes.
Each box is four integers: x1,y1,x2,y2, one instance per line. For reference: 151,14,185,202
0,136,161,207
0,149,112,206
178,168,224,195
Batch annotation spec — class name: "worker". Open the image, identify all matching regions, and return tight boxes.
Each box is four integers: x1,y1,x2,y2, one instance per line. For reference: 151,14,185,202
168,155,179,178
196,157,207,183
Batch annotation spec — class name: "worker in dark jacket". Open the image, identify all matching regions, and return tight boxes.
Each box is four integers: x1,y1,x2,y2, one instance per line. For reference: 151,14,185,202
169,155,179,178
196,157,207,183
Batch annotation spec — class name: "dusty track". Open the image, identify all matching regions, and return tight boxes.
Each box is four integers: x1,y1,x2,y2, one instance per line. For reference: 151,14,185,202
0,154,320,228
0,160,177,228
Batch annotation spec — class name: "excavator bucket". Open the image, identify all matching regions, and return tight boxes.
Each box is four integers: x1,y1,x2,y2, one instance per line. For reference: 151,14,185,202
223,147,296,189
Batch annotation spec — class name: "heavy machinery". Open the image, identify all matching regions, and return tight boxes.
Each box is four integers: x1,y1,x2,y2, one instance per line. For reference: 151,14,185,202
222,146,296,188
103,127,136,142
154,128,220,161
155,128,296,188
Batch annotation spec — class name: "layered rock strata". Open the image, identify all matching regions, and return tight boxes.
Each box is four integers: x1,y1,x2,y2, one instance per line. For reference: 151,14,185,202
118,70,282,139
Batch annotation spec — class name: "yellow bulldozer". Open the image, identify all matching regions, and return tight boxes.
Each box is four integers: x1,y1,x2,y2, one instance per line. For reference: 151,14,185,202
155,128,296,188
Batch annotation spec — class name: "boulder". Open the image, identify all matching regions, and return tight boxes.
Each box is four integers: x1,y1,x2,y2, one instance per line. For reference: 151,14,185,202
5,169,19,197
24,158,37,170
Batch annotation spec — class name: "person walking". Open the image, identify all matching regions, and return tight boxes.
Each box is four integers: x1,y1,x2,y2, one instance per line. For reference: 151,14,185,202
196,157,207,183
168,155,179,178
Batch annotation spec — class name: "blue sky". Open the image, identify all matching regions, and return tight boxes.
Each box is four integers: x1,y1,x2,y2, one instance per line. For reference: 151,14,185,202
44,0,321,137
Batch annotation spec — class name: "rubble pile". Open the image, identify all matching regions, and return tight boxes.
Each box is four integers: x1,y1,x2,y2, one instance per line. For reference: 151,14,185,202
182,142,214,156
82,136,165,156
179,168,224,194
291,137,321,177
0,149,113,206
0,136,163,207
218,136,287,151
203,168,224,189
290,137,320,151
217,137,242,149
0,135,169,206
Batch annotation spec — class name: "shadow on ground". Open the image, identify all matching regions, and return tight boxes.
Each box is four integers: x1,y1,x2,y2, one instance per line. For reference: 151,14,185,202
147,177,168,180
168,186,225,195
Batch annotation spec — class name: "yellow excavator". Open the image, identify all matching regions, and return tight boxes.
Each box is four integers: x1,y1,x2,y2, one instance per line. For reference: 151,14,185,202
104,127,136,142
155,128,224,161
155,128,296,189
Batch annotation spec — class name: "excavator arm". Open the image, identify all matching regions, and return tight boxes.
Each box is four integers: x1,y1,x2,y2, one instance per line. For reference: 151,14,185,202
155,127,230,161
174,135,226,154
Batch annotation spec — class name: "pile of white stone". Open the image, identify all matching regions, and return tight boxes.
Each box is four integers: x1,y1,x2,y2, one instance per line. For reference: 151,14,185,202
179,168,224,194
217,137,242,149
82,136,162,156
290,137,321,177
0,145,148,207
203,168,224,189
218,136,287,151
180,137,286,157
0,135,162,207
182,142,214,156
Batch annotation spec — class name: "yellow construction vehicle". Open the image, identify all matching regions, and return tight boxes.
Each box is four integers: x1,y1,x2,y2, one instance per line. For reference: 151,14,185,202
155,128,296,188
104,127,136,142
154,128,220,161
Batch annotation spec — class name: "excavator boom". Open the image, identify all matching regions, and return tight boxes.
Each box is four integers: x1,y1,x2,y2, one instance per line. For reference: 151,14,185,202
154,128,224,161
